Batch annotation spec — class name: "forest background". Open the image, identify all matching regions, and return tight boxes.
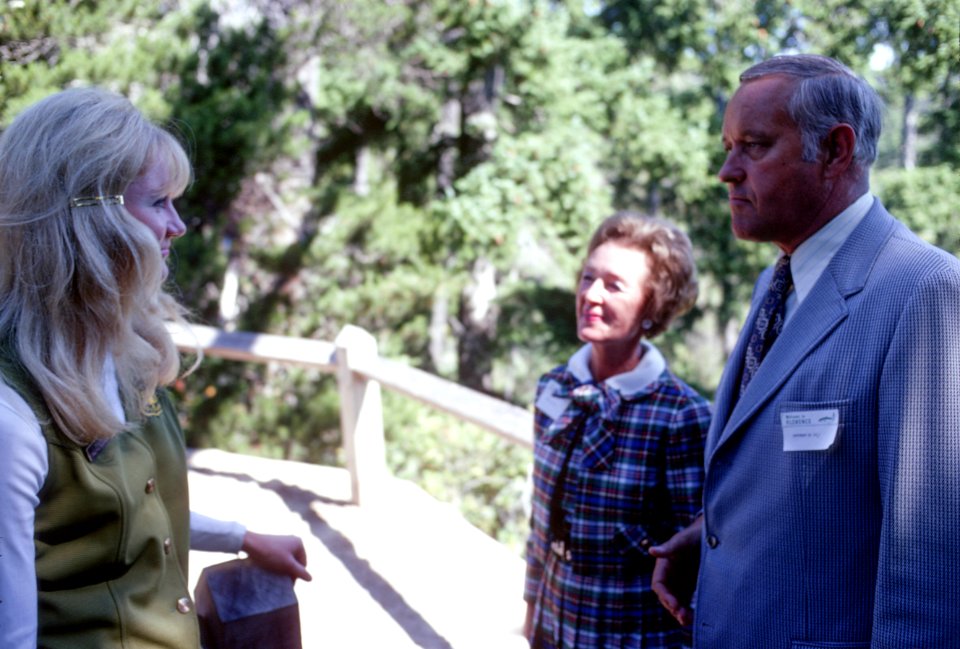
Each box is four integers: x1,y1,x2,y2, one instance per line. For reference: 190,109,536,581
2,0,957,552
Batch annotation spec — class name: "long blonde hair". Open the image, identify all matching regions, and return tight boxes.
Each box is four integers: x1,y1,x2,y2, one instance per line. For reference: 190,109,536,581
0,87,192,443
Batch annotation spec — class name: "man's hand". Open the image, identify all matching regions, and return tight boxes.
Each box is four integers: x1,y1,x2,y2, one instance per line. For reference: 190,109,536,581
648,516,702,626
241,532,312,582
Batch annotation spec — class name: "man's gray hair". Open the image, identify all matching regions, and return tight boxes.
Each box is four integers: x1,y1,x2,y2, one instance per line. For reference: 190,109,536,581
741,54,883,167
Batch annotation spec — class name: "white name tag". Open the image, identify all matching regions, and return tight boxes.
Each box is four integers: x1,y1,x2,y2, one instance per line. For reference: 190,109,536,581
535,380,570,420
781,408,840,451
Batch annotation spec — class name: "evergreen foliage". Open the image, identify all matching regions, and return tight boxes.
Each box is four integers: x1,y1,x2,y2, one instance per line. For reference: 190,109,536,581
2,0,956,549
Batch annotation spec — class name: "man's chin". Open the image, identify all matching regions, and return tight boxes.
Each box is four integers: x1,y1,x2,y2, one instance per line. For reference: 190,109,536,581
730,217,768,243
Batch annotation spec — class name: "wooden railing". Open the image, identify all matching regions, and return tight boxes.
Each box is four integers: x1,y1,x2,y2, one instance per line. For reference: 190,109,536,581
166,323,534,505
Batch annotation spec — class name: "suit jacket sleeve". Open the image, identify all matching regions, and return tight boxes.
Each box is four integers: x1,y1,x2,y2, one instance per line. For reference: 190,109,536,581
874,265,960,644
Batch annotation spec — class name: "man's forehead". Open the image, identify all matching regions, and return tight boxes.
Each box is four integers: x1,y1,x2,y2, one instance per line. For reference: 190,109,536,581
723,83,794,132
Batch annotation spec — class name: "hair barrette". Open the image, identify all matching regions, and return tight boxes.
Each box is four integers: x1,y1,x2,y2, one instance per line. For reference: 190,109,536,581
69,195,124,208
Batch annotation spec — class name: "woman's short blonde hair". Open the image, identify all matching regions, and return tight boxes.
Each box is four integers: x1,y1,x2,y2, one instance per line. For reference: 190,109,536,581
584,211,698,338
0,87,192,443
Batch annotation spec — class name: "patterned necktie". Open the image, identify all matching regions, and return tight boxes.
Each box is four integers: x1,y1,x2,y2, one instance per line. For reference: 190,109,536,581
739,255,793,396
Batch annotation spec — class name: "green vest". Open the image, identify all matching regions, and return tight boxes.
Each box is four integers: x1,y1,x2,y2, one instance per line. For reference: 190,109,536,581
0,351,200,649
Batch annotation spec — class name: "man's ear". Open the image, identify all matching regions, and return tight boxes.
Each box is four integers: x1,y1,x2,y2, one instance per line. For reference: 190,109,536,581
821,124,856,178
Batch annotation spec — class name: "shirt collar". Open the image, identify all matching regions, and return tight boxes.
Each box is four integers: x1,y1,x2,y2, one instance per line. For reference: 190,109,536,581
567,340,666,397
789,192,873,307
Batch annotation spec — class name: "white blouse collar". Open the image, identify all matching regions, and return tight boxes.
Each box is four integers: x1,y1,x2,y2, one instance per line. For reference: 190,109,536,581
567,340,666,397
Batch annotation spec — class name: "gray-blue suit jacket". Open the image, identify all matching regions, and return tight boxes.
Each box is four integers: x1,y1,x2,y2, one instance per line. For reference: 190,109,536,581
694,200,960,648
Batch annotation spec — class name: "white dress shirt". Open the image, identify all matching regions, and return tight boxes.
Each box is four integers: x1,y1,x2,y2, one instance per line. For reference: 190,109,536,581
784,192,874,322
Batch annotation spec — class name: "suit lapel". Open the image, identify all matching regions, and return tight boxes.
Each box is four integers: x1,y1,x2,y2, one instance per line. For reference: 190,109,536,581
716,273,848,450
708,200,899,461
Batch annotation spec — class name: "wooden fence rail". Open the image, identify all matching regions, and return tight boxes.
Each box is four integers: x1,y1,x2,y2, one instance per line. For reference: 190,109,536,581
166,323,534,505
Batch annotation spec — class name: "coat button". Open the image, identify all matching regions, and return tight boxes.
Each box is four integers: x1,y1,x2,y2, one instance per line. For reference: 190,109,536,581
707,534,720,549
145,478,156,494
176,597,192,614
163,537,172,555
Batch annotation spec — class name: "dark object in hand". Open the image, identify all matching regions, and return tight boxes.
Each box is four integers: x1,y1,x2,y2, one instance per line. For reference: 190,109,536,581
195,558,302,649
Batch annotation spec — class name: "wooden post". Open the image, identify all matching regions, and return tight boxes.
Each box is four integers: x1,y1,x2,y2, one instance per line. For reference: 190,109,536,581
334,325,386,505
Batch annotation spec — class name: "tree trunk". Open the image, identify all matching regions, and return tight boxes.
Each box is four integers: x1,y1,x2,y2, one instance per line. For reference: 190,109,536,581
354,145,370,196
427,285,453,375
434,97,461,194
459,63,504,171
901,92,918,170
457,257,499,392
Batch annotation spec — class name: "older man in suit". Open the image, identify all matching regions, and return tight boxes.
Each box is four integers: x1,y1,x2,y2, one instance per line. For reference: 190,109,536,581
649,54,960,647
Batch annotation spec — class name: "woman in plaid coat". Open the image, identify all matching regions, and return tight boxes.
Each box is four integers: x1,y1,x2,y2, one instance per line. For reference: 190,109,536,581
523,212,710,649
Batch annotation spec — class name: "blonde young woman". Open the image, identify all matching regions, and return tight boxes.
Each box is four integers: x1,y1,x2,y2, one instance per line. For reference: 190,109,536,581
0,87,310,649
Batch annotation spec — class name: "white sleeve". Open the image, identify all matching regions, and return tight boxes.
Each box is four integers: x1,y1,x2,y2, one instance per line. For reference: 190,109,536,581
0,382,46,649
189,511,246,554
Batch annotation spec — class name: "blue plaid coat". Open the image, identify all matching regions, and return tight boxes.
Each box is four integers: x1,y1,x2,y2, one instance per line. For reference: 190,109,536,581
525,342,710,649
